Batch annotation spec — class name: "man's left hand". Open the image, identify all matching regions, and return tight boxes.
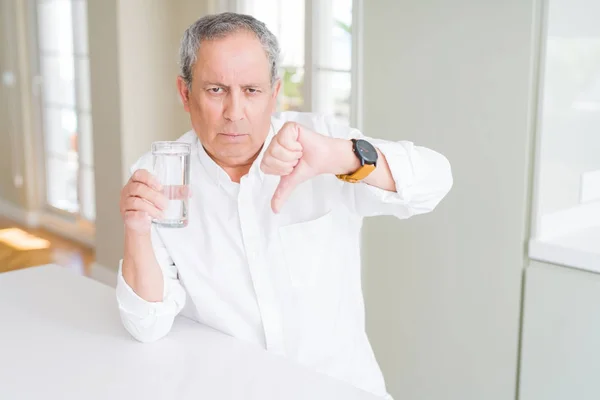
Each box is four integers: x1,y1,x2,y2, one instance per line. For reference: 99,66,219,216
260,122,359,213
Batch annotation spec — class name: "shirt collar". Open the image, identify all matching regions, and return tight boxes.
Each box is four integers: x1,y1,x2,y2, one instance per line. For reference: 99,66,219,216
250,121,276,181
195,121,276,187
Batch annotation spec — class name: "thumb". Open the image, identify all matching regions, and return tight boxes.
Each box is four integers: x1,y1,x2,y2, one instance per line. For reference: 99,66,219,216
271,162,310,213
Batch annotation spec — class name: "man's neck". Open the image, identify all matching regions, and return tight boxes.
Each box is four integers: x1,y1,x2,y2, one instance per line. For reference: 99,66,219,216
205,146,263,183
221,163,253,183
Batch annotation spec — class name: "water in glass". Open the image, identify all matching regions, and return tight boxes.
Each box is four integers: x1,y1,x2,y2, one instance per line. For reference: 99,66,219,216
151,141,191,228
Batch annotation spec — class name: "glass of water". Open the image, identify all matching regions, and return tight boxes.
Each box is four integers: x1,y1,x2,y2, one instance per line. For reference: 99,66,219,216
151,141,191,228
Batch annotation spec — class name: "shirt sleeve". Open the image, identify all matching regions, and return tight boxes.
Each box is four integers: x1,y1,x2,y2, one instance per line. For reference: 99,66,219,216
116,155,187,342
324,114,453,219
116,225,187,343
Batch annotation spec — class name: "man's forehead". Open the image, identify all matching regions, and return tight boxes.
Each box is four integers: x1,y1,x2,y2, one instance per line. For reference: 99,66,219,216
196,63,270,86
194,32,271,84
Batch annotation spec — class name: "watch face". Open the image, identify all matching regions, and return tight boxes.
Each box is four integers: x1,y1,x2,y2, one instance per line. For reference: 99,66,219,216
354,139,378,165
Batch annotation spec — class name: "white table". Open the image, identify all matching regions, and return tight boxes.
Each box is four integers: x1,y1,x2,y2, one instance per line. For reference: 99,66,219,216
0,265,380,400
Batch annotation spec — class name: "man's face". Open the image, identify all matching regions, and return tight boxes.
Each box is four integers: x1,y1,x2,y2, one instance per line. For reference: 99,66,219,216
177,30,281,166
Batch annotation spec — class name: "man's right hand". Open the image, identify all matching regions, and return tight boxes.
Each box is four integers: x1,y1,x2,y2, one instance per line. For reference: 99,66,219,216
120,169,168,234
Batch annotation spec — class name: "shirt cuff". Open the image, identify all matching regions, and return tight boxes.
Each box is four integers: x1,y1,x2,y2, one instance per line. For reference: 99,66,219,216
116,260,181,323
362,138,417,204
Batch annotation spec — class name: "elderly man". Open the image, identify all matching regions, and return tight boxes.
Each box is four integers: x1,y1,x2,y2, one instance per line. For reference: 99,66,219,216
117,12,452,399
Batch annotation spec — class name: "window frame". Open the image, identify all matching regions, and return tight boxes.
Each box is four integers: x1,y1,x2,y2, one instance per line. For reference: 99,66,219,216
26,0,95,245
528,0,600,273
215,0,363,128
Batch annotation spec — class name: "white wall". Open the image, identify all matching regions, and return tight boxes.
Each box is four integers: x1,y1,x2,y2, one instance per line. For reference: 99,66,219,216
88,0,125,270
118,0,197,182
89,0,209,270
361,1,539,399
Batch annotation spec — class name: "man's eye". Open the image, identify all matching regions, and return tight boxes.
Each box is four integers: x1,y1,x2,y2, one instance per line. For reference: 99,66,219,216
208,87,223,93
246,88,260,94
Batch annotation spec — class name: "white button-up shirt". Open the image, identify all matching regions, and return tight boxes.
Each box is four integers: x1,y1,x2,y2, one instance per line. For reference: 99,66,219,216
116,111,453,399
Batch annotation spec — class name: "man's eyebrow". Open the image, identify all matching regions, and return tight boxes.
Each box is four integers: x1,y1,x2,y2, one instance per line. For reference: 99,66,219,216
203,81,229,88
202,81,267,88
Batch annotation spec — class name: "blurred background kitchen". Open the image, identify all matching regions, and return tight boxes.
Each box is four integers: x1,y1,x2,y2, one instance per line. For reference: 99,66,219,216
0,0,599,399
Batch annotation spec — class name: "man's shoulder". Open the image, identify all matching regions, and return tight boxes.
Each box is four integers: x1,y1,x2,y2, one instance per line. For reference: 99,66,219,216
129,130,197,175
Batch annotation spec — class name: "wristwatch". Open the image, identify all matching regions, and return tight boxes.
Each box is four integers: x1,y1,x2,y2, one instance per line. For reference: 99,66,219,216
336,139,378,183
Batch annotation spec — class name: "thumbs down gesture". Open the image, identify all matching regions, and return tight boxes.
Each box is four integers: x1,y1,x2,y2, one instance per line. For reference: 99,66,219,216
260,122,360,213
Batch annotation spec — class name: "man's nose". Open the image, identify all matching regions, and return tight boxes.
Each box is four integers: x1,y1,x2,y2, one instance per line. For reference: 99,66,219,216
223,91,244,122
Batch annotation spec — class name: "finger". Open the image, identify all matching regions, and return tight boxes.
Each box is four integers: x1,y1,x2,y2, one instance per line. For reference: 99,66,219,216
261,162,293,176
270,142,302,162
261,156,297,175
124,196,164,220
179,185,192,199
127,182,169,210
124,210,152,224
277,124,303,152
271,166,307,213
130,169,162,191
260,163,276,175
164,185,192,200
261,163,284,176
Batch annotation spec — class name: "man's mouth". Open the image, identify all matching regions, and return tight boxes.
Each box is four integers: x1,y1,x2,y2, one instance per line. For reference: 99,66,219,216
219,133,248,141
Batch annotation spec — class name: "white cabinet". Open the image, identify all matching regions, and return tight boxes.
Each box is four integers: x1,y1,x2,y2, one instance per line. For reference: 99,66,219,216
520,262,600,400
522,2,600,398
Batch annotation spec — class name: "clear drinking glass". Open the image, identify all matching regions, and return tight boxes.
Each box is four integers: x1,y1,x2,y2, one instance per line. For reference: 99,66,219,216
151,141,191,228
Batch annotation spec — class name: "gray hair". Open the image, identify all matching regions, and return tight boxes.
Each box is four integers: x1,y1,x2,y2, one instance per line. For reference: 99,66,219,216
179,12,281,89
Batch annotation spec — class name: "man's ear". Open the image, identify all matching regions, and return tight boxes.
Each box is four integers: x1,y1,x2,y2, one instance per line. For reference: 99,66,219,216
177,76,191,112
271,78,282,113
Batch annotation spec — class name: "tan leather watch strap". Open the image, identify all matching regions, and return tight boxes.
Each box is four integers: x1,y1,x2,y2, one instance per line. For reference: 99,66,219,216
336,164,376,183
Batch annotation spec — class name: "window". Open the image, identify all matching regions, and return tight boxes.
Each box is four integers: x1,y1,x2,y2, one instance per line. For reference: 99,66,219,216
237,0,359,127
529,0,600,272
34,0,95,222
